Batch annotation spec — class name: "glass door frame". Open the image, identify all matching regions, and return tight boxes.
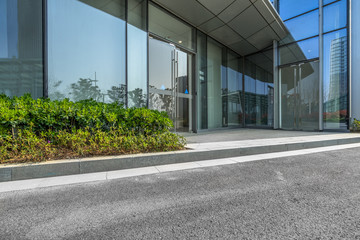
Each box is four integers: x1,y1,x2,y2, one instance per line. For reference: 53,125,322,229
148,35,195,132
279,58,320,130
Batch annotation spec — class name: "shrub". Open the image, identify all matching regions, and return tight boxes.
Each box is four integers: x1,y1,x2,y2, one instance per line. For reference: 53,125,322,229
351,118,360,132
0,94,185,164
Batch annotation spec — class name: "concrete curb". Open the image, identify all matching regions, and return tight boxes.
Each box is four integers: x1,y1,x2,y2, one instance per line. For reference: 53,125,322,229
1,136,360,182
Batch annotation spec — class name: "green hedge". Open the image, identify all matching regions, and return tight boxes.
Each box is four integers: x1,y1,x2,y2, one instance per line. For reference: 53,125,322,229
0,94,186,164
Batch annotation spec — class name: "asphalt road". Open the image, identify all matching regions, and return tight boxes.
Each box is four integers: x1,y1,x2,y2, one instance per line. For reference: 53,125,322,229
1,148,360,240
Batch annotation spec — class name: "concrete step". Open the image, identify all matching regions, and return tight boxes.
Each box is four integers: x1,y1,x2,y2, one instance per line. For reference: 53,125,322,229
1,133,360,182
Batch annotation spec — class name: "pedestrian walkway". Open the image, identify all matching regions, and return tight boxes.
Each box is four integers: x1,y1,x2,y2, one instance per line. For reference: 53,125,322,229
1,129,359,184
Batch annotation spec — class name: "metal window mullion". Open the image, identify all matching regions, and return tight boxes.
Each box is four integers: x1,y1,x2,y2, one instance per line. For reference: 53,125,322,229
273,40,279,129
319,0,324,131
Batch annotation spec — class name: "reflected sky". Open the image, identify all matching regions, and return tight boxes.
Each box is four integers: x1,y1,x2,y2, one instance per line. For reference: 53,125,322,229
48,0,126,102
279,0,318,20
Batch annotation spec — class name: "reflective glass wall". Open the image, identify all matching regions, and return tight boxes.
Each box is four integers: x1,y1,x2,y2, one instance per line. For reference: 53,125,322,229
196,34,243,131
322,0,348,129
0,0,43,98
127,0,147,108
277,0,349,130
245,49,274,127
47,0,126,103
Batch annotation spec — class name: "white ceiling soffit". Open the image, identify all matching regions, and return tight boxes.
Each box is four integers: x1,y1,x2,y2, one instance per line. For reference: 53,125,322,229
151,0,288,56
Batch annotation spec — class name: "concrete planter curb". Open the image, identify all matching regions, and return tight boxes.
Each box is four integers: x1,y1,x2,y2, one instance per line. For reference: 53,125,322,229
1,136,360,182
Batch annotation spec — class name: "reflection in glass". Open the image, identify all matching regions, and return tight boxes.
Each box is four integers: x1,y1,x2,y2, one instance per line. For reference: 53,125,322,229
323,29,348,129
196,31,208,130
127,24,147,108
283,10,319,42
207,39,225,129
149,38,191,132
245,60,256,125
245,53,274,127
0,0,43,98
227,52,243,127
279,0,318,20
149,38,175,121
280,61,319,130
279,37,319,65
323,0,347,33
128,0,147,31
149,3,195,51
48,0,126,103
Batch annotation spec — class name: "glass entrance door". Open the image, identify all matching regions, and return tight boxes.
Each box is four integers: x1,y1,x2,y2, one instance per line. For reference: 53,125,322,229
149,37,192,132
280,60,320,130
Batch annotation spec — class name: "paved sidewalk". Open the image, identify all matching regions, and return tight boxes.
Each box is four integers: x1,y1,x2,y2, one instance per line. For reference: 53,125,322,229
2,142,360,193
184,128,336,143
186,132,360,151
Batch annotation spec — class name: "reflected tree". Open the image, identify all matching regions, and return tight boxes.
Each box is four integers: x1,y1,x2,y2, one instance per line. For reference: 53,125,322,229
107,84,126,104
48,80,65,100
128,88,146,107
70,78,102,101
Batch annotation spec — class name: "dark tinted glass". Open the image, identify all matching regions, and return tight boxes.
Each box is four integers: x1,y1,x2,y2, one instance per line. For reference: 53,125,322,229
279,0,318,20
0,0,43,98
323,0,347,33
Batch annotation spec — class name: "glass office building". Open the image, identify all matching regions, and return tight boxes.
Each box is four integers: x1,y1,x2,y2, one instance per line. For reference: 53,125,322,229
0,0,357,132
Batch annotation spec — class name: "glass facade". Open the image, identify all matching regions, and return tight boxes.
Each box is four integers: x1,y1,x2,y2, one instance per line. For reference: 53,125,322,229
245,50,274,127
0,0,352,132
227,51,243,127
47,0,126,103
0,0,43,98
278,0,349,130
149,3,195,51
127,24,147,108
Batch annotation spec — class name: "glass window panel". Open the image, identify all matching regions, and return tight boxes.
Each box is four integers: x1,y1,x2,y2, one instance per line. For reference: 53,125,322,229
280,61,319,130
279,37,319,65
324,0,337,5
207,39,225,129
127,24,147,108
227,52,243,127
283,10,319,42
323,29,348,129
196,31,208,130
244,60,256,125
323,0,347,33
128,0,147,31
48,0,126,103
0,0,43,98
149,4,195,51
245,53,274,127
279,0,318,20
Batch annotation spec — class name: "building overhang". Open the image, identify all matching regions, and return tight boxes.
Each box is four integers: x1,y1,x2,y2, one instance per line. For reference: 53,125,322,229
151,0,288,56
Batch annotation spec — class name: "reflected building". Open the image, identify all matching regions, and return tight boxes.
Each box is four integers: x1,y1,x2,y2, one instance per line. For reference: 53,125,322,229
325,36,347,114
0,0,43,98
